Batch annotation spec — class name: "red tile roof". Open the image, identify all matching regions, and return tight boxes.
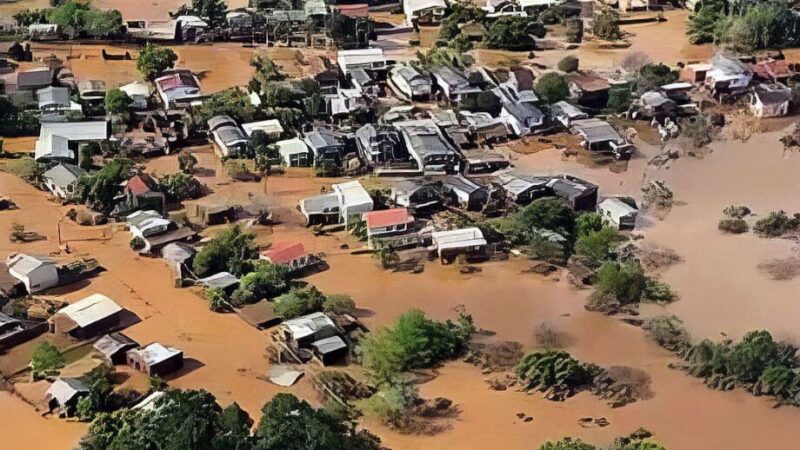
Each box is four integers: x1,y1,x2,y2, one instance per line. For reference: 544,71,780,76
333,4,369,17
751,60,792,80
364,208,410,229
126,174,156,196
261,242,306,264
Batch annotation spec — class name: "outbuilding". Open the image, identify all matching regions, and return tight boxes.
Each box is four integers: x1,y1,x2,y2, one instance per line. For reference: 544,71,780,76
42,163,85,199
430,228,487,262
49,293,123,339
126,343,184,376
6,253,59,294
45,378,89,417
93,332,139,365
597,197,638,230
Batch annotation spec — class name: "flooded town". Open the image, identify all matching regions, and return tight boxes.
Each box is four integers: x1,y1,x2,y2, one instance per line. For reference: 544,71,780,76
1,0,800,449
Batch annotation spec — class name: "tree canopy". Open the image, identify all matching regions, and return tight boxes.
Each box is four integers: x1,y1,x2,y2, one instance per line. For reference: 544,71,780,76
136,44,178,80
104,88,133,115
74,159,134,213
534,72,570,104
483,16,546,51
193,224,259,277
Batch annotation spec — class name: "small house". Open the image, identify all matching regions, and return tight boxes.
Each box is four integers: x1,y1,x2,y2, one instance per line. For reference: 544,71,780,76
260,242,321,272
404,0,447,26
49,294,124,339
298,193,341,225
390,65,432,101
126,343,184,376
430,228,487,263
706,52,753,96
349,68,379,97
15,67,53,93
36,86,80,115
597,197,637,230
93,332,139,365
77,80,106,103
496,174,550,205
750,84,792,118
547,175,598,211
394,119,460,174
303,128,344,165
45,378,89,417
6,253,59,294
551,101,588,128
750,59,792,84
310,335,348,366
337,48,387,76
281,311,339,346
363,208,414,239
571,118,634,160
679,63,711,84
440,175,489,211
123,174,165,214
333,180,374,222
660,82,693,103
35,121,109,162
631,91,677,119
42,163,85,199
431,66,479,102
197,272,240,293
242,119,284,139
355,124,406,166
566,72,610,106
154,69,203,108
460,148,510,175
208,115,249,158
500,100,545,137
390,179,441,210
126,210,174,239
119,81,152,110
276,138,312,167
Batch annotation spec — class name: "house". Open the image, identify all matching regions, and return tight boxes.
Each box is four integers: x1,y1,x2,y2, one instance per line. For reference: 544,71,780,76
333,180,374,221
363,208,414,239
430,228,487,262
499,97,545,137
259,242,320,272
36,86,80,115
298,192,341,225
660,82,693,103
571,118,634,159
679,63,711,83
390,178,441,210
6,253,59,294
15,67,52,93
45,378,89,417
431,66,479,102
631,91,677,119
127,343,184,376
126,210,173,239
390,65,432,101
337,48,387,76
310,335,349,366
566,72,610,106
551,101,588,128
119,81,152,110
303,128,343,165
197,272,240,292
750,59,792,84
0,311,39,351
35,121,109,161
123,174,166,214
547,175,598,210
299,180,373,225
404,0,447,26
706,52,753,96
208,115,249,158
597,197,637,230
77,80,106,103
49,293,124,339
496,174,550,205
440,175,489,210
42,163,85,199
460,111,510,144
184,203,235,226
154,69,203,108
394,119,459,174
93,332,139,365
242,119,284,139
503,67,536,101
280,312,348,364
355,124,406,166
29,23,59,40
326,88,368,117
460,148,510,175
276,138,312,167
174,15,209,41
160,242,196,265
349,68,379,97
750,84,793,118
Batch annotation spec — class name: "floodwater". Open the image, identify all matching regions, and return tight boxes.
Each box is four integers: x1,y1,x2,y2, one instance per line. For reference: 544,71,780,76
0,391,86,449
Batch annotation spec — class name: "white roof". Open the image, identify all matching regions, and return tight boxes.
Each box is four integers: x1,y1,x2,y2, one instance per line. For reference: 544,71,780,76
660,82,693,90
332,180,373,209
46,378,88,405
276,138,309,157
242,119,284,136
119,81,152,97
405,0,447,13
431,227,487,250
281,312,336,340
6,253,54,277
519,0,561,6
598,197,637,217
56,294,123,328
129,343,182,366
36,121,108,160
337,48,386,68
132,391,166,411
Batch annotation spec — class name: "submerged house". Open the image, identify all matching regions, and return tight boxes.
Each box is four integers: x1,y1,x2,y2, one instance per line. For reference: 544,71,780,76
260,242,322,273
6,253,59,294
551,101,588,128
46,378,89,417
706,53,753,97
93,332,139,365
431,66,480,102
363,208,414,239
355,124,407,166
430,228,487,263
154,69,203,108
280,312,348,366
547,175,598,211
49,294,124,339
390,65,432,101
42,163,85,199
123,174,166,214
126,343,184,376
37,86,81,117
750,59,792,84
390,178,442,210
566,72,610,107
303,127,344,166
571,118,634,159
440,175,489,211
35,121,109,162
496,174,550,205
404,0,447,25
597,197,637,230
750,83,792,118
299,180,373,225
394,119,459,174
276,138,312,167
208,115,249,158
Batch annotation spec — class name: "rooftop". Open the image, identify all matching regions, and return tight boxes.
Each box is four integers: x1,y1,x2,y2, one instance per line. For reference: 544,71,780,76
56,294,123,328
364,208,411,229
261,242,307,264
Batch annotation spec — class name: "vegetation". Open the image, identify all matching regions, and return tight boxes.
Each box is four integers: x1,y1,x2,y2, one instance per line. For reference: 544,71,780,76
178,151,198,174
75,365,115,421
483,16,546,51
30,342,65,380
74,159,134,213
158,172,205,203
45,0,124,37
557,55,579,73
192,0,227,28
205,287,229,312
361,309,475,385
587,261,676,314
592,9,621,41
718,218,749,234
323,293,356,315
358,382,421,429
136,44,178,80
540,429,667,450
437,4,485,42
534,72,570,104
77,390,381,450
230,263,292,307
516,350,601,400
753,211,800,238
192,224,259,278
271,286,355,319
606,86,633,113
575,226,626,267
641,180,673,209
104,88,132,115
688,0,800,51
2,156,42,183
635,63,678,94
0,96,40,137
642,315,692,352
195,87,258,125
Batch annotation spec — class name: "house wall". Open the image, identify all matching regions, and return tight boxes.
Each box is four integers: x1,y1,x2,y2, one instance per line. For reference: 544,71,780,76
69,313,121,340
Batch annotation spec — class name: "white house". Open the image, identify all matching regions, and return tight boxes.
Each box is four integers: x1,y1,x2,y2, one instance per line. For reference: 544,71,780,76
332,180,374,222
49,293,123,339
706,52,753,94
750,84,792,118
241,119,284,139
126,210,174,239
404,0,447,26
119,81,152,110
6,253,59,294
430,228,487,261
35,121,109,161
597,197,637,230
275,138,312,167
42,162,85,199
337,48,387,76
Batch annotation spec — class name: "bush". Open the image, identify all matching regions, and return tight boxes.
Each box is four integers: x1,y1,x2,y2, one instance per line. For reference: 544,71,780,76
129,236,145,250
136,44,177,80
205,288,229,312
224,160,249,179
516,350,601,400
636,63,678,94
534,72,570,104
230,262,292,307
192,224,259,277
272,286,326,319
606,86,633,113
557,56,579,73
575,212,604,238
104,88,132,115
587,261,647,310
483,16,545,51
158,172,204,203
323,293,356,314
30,342,65,380
361,309,475,384
74,159,133,213
718,218,749,234
358,382,420,429
642,315,691,352
2,156,42,183
641,180,673,209
592,9,621,40
521,197,576,239
723,205,751,219
574,227,626,267
753,211,800,238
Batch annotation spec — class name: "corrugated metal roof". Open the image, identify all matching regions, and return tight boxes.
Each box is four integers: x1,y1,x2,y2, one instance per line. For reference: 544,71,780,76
56,294,123,328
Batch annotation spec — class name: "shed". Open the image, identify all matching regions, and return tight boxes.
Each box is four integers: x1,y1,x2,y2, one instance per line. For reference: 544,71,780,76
276,138,312,167
363,208,413,238
547,175,598,211
750,83,792,118
6,253,59,294
430,228,487,261
126,343,184,376
42,162,85,199
241,119,284,138
280,311,338,346
45,378,89,416
597,197,637,230
311,335,348,365
49,293,123,339
93,332,139,365
197,272,239,291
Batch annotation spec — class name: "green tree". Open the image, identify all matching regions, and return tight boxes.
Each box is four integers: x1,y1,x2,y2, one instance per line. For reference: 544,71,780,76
195,87,257,124
271,285,326,318
534,72,570,104
74,158,133,212
557,55,579,73
323,293,356,314
687,2,724,44
520,197,576,238
136,44,178,80
574,226,626,267
483,16,546,50
358,382,420,429
575,212,604,238
540,438,598,450
230,262,292,307
516,350,601,400
104,88,132,115
30,342,65,380
192,224,259,277
592,8,621,40
193,0,227,28
158,172,205,202
607,86,633,113
636,63,678,93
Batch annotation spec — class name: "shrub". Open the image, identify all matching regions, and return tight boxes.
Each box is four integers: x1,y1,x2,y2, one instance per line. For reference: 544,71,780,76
753,211,800,238
636,63,678,94
641,180,673,209
592,9,621,40
718,218,749,234
642,315,691,352
483,16,546,51
358,382,420,429
606,86,633,113
136,44,177,80
158,172,204,203
557,55,579,73
574,227,626,267
575,212,604,238
230,262,292,306
129,236,145,250
104,88,132,115
30,342,65,380
723,205,751,219
534,72,570,104
516,350,601,400
272,286,326,319
323,293,356,314
586,261,648,313
520,197,576,239
192,224,259,277
74,158,134,213
205,288,229,312
2,156,42,183
225,160,249,179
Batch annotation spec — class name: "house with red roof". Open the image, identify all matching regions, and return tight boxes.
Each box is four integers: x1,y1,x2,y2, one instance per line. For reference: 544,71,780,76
363,208,414,239
121,173,165,215
260,242,325,273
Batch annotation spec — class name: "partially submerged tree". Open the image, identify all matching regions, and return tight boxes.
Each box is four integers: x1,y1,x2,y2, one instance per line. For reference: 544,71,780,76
136,44,178,80
534,72,570,104
592,8,621,41
30,342,65,380
192,224,259,277
104,88,133,116
483,16,546,51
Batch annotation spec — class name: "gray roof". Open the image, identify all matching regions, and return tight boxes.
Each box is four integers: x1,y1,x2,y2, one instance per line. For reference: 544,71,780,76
93,332,138,358
37,86,70,108
433,66,468,88
208,115,237,131
17,67,52,89
312,335,347,355
393,65,426,83
572,119,624,144
43,163,85,189
710,52,749,75
197,272,239,290
546,175,597,201
304,128,340,149
350,68,374,86
441,175,485,194
503,100,544,123
551,101,586,119
395,120,456,158
301,193,340,215
0,311,20,327
216,126,248,146
161,243,196,263
753,84,792,104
